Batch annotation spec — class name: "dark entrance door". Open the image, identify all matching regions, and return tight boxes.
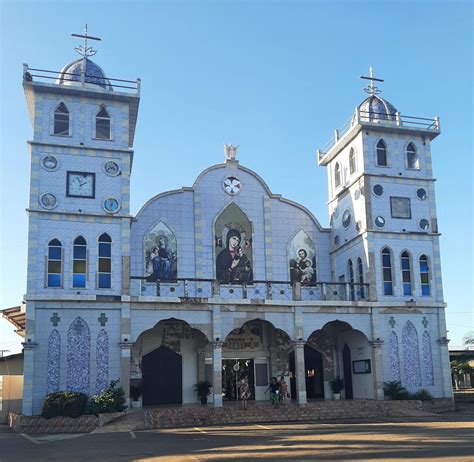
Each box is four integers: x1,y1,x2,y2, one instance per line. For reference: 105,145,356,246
342,344,353,399
142,345,182,406
289,345,324,399
222,359,255,401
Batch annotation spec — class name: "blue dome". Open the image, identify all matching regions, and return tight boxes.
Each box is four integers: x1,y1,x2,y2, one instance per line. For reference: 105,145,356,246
57,58,112,90
359,95,397,121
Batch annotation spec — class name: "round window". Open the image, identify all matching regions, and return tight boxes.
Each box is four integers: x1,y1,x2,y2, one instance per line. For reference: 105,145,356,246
334,235,340,246
40,193,58,210
416,188,427,200
419,219,430,231
41,155,59,171
375,216,385,228
342,209,352,228
332,206,339,219
373,184,384,196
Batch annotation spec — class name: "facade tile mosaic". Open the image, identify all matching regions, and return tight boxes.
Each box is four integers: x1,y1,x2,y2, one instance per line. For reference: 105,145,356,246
422,330,434,386
402,321,421,388
46,329,61,394
389,331,401,381
95,329,109,393
67,317,91,395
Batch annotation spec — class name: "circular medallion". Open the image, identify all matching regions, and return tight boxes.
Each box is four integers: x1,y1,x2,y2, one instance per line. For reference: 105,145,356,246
342,209,352,228
40,193,58,209
103,197,120,214
419,218,430,231
104,161,120,176
416,188,427,200
41,155,58,171
375,216,385,228
223,176,241,195
373,184,384,197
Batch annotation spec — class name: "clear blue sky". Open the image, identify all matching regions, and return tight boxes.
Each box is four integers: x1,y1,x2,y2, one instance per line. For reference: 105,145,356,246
1,1,472,355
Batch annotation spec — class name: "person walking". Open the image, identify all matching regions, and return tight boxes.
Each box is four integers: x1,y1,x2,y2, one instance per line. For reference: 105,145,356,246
265,377,279,404
278,375,289,403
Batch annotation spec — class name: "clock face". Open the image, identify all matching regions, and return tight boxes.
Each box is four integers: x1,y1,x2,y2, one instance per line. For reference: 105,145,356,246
104,161,120,176
42,155,58,171
223,176,241,195
67,172,95,198
104,198,120,214
40,193,57,209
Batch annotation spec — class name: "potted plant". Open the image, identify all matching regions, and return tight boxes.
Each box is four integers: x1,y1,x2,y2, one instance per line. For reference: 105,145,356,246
130,383,142,408
194,380,212,404
330,377,344,400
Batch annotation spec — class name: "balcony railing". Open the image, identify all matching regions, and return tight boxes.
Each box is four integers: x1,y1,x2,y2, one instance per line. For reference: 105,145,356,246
318,107,440,161
131,277,370,302
22,64,140,94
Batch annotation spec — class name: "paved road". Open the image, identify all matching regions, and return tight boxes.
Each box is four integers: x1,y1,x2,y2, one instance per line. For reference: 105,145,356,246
1,405,473,462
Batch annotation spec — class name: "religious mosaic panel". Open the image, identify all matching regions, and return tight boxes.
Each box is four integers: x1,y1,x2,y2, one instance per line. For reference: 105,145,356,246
224,322,263,351
47,329,61,394
402,321,421,387
389,331,401,381
144,221,177,282
215,203,253,284
288,230,316,284
95,329,109,393
422,331,434,386
67,317,90,395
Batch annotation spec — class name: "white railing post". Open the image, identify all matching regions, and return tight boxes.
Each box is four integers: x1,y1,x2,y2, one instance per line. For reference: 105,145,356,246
354,107,360,125
334,129,339,142
395,111,401,126
434,116,440,131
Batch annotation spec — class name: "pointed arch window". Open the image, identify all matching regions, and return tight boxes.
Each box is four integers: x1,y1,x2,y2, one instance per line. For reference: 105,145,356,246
419,255,430,296
98,233,111,289
54,103,69,135
96,107,111,140
349,148,357,175
73,236,87,288
47,239,63,287
348,259,355,300
376,139,387,166
382,247,393,295
401,251,412,296
334,162,341,188
406,142,419,169
357,257,365,299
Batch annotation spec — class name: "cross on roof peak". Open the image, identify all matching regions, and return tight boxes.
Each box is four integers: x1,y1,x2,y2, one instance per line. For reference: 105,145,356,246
71,24,101,59
360,66,384,95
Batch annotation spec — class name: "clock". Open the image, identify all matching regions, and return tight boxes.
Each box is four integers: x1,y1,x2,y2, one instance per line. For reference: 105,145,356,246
104,197,120,214
40,193,58,209
42,155,58,171
223,176,241,195
104,161,120,176
67,171,95,198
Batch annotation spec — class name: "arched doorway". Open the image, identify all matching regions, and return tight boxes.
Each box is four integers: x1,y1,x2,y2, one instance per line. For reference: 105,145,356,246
142,345,182,405
289,345,324,399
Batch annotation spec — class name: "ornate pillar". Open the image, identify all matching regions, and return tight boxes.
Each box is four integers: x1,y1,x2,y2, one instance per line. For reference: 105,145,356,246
211,341,223,407
197,347,206,383
120,342,132,407
22,340,38,416
437,336,453,397
369,339,384,400
293,340,307,405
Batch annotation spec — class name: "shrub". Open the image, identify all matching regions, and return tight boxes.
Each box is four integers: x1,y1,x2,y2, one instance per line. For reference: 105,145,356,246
412,389,433,401
42,391,88,419
383,381,409,400
330,377,344,394
87,379,126,415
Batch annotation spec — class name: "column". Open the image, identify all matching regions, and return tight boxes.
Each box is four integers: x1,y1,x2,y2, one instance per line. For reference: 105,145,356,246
211,341,223,407
369,339,384,400
120,342,132,408
22,341,37,416
437,308,453,397
197,347,206,383
293,340,307,405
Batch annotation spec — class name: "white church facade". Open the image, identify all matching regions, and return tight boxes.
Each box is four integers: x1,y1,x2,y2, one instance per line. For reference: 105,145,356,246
19,40,453,415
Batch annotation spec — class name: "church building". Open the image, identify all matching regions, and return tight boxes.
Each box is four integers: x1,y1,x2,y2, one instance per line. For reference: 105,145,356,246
18,35,453,415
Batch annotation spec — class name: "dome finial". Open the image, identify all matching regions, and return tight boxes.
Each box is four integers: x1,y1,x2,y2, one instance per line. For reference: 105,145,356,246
360,66,384,95
71,24,101,61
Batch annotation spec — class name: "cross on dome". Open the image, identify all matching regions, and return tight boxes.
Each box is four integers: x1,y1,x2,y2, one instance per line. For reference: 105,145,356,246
71,24,101,59
360,66,384,95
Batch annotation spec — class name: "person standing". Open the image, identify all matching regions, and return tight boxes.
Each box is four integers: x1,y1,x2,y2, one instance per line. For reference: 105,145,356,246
238,376,251,410
265,377,279,404
278,375,289,403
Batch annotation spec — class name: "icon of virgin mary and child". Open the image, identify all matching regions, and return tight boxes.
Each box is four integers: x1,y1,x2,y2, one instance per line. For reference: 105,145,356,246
146,235,176,282
216,228,253,284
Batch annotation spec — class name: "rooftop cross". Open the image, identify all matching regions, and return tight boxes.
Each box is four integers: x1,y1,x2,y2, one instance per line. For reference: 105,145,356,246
360,66,384,95
71,24,101,60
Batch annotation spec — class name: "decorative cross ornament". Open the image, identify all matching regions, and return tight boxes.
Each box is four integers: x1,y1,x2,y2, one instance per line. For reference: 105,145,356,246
389,316,396,328
71,24,101,59
224,144,239,161
422,316,428,328
50,312,61,327
98,313,108,327
360,66,384,95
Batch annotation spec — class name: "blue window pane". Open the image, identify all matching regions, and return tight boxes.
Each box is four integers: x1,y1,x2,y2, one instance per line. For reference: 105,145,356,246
401,258,410,270
73,274,86,288
49,247,62,259
74,246,86,259
403,284,412,296
384,282,393,295
382,254,391,267
48,274,61,287
422,285,430,296
98,274,111,288
99,243,111,258
420,261,428,272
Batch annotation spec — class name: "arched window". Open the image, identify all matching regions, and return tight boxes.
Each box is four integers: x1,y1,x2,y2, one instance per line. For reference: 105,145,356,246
357,257,365,299
381,247,393,295
401,251,412,296
73,236,87,288
376,139,387,166
349,148,357,175
47,239,63,287
98,233,111,289
334,162,341,188
348,259,355,300
419,255,430,296
96,107,111,140
53,103,69,135
406,142,419,169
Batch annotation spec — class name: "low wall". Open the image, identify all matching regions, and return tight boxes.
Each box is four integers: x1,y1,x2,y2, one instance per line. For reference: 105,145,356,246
454,391,474,402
